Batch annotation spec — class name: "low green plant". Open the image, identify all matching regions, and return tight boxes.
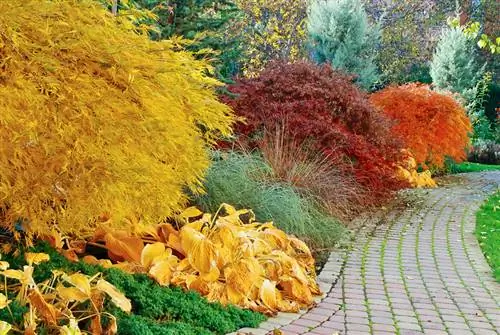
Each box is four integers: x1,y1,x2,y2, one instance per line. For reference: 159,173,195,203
475,192,500,281
446,161,500,174
1,242,265,335
194,151,349,251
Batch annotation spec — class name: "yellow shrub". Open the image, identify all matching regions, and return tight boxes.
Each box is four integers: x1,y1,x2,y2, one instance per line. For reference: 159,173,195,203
0,0,233,237
396,151,437,188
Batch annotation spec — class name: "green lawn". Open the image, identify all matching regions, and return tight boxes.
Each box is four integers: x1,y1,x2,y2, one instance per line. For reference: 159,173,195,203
449,162,500,174
475,191,500,282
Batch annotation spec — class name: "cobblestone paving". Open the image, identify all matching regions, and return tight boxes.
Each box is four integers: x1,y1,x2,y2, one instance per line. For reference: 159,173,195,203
234,172,500,335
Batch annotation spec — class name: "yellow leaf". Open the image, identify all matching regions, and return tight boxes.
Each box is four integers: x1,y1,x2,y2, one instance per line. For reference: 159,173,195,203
148,260,172,286
0,293,10,309
141,242,166,269
280,277,313,305
96,279,131,313
225,258,262,297
59,318,81,335
0,321,12,335
179,206,203,222
181,226,218,274
200,265,220,283
0,261,9,271
25,252,50,265
27,289,59,326
62,273,92,297
259,279,278,310
1,269,24,280
104,233,144,263
56,285,89,303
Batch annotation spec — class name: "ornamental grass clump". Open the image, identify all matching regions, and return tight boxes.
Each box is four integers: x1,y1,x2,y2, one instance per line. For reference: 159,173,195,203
195,152,349,251
0,0,233,238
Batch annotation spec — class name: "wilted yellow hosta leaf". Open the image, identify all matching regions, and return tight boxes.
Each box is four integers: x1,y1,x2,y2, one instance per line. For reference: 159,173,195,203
225,258,263,298
2,265,36,287
56,285,89,303
0,293,10,309
104,233,144,263
149,260,173,286
0,321,12,335
59,318,81,335
1,269,24,280
178,206,203,223
141,242,166,269
200,265,220,282
62,273,92,297
0,261,9,271
280,277,313,305
259,279,278,310
25,253,50,265
181,226,218,274
95,279,131,313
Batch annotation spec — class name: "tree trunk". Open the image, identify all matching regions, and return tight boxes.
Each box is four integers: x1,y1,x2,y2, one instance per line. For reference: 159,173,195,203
112,0,118,16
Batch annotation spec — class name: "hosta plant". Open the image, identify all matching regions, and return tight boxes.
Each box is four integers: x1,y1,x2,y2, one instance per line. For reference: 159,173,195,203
61,204,321,316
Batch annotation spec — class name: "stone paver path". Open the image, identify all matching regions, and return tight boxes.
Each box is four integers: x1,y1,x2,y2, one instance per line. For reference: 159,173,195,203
235,172,500,335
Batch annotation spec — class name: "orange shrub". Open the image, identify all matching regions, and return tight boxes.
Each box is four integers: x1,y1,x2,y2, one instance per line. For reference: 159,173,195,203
370,84,471,168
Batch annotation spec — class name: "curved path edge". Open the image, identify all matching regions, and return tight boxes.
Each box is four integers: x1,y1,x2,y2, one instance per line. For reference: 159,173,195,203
229,172,500,335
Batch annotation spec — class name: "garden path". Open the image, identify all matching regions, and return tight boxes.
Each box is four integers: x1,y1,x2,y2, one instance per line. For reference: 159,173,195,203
234,171,500,335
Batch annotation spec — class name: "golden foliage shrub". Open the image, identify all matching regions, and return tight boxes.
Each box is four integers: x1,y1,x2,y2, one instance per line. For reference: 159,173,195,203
396,151,437,188
0,0,233,237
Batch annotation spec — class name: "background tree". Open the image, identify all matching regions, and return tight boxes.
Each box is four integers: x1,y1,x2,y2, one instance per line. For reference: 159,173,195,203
363,0,458,85
235,0,308,77
308,0,380,90
430,26,494,142
430,27,484,93
132,0,244,81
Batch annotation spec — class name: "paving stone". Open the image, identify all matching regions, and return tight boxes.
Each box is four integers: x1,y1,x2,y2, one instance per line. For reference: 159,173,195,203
232,173,500,335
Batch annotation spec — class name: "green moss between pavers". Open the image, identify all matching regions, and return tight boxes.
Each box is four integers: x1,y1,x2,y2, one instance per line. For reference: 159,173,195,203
475,191,500,282
0,242,266,334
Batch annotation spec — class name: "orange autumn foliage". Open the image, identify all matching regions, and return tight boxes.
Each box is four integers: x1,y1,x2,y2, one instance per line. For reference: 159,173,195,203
370,84,471,168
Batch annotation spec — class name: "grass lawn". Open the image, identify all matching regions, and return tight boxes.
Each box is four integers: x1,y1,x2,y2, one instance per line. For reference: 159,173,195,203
449,162,500,174
475,191,500,282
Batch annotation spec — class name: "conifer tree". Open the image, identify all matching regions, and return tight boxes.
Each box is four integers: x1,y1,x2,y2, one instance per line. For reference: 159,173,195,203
307,0,380,89
132,0,243,81
430,27,484,94
430,27,492,142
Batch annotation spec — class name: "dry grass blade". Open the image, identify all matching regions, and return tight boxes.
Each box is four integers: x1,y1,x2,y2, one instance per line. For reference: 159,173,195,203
258,124,369,220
